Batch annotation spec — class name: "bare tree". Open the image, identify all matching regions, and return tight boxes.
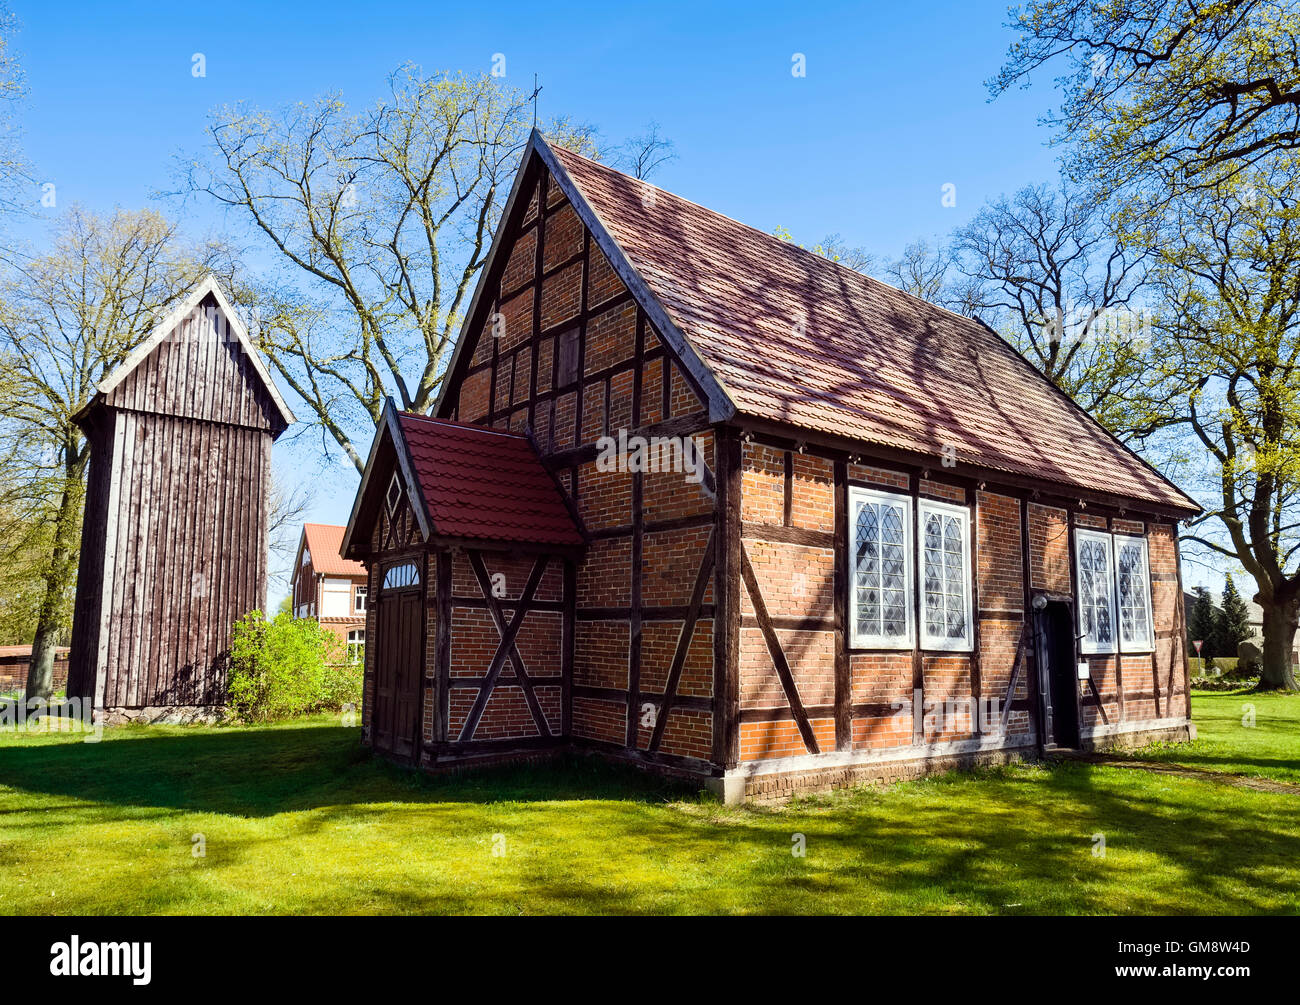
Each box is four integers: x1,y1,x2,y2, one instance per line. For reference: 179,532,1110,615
186,67,542,471
881,238,958,302
772,226,876,274
265,469,312,595
0,207,229,698
616,121,677,180
188,68,675,472
951,183,1154,434
268,471,312,563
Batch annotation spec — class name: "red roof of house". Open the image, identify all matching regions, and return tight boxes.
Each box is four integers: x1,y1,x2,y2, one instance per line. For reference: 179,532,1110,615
397,413,584,547
301,523,366,577
547,143,1198,514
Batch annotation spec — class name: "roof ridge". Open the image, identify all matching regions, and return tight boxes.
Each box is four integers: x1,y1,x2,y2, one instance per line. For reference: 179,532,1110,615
550,145,1013,351
398,411,528,439
532,143,1198,516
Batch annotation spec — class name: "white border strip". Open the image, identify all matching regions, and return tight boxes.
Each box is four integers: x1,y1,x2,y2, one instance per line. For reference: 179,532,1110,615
1080,716,1190,740
724,731,1040,780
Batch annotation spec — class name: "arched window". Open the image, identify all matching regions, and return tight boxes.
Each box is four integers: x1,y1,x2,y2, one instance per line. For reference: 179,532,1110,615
382,560,420,591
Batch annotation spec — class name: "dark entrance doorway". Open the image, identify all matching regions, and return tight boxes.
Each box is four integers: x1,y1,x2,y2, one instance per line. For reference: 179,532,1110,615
373,559,423,761
1036,600,1080,748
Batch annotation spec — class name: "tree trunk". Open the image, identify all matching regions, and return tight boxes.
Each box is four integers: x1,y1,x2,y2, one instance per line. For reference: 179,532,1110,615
23,467,83,700
1257,598,1299,691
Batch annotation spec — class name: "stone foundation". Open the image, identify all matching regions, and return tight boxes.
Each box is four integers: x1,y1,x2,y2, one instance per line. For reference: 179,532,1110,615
708,737,1040,804
101,705,225,726
377,718,1195,804
1080,716,1194,752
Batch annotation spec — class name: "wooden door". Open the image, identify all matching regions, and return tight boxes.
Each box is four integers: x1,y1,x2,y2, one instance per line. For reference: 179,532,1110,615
373,561,423,760
1037,600,1080,748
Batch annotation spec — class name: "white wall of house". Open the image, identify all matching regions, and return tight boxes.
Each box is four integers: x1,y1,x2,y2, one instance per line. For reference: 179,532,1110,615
321,578,353,618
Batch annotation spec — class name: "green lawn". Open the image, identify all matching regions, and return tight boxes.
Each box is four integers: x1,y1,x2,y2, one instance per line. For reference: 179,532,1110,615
1116,690,1300,786
0,695,1298,915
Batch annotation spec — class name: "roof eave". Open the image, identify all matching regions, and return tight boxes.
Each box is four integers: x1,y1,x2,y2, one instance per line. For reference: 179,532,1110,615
731,411,1201,521
341,398,433,559
966,317,1200,517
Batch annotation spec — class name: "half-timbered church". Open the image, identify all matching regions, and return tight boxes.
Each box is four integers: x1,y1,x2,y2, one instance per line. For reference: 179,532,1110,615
343,132,1199,801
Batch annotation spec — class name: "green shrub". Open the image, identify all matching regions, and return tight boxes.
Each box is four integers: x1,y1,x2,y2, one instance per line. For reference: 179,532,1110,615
228,611,358,722
322,655,364,712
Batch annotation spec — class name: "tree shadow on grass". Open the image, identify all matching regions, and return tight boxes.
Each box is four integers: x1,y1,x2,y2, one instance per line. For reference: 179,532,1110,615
1109,750,1300,781
1027,760,1300,913
187,762,1300,914
0,724,699,817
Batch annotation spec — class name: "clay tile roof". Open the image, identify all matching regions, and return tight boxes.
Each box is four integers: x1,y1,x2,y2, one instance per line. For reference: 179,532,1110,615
397,413,584,547
302,524,366,577
547,144,1199,514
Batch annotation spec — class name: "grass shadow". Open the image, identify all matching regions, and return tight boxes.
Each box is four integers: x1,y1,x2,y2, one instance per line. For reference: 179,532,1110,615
0,721,701,817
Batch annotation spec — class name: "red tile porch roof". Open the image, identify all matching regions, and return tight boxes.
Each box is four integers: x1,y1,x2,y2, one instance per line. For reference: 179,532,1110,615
397,413,584,547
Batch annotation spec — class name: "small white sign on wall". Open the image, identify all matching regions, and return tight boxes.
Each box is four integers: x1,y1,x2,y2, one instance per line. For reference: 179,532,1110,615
1077,662,1090,680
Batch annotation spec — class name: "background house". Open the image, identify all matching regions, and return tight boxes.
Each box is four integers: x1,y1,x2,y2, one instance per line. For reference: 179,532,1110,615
0,645,69,694
291,523,367,662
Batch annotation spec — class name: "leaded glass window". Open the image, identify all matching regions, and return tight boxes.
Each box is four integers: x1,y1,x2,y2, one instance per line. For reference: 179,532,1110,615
919,501,972,650
1076,530,1116,654
849,487,912,647
1115,535,1153,652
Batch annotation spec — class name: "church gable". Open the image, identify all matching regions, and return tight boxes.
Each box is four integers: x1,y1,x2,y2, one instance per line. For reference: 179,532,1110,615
436,146,710,454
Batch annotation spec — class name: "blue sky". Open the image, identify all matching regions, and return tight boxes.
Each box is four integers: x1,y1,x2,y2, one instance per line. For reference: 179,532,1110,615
12,1,1214,596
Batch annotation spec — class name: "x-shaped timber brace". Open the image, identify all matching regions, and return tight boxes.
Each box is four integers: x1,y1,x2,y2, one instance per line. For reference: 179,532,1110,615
455,551,554,743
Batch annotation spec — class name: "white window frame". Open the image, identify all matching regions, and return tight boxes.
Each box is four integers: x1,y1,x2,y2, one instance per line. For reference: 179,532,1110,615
346,629,365,664
354,584,368,614
1075,529,1118,655
848,486,914,649
917,499,974,652
1113,533,1154,653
